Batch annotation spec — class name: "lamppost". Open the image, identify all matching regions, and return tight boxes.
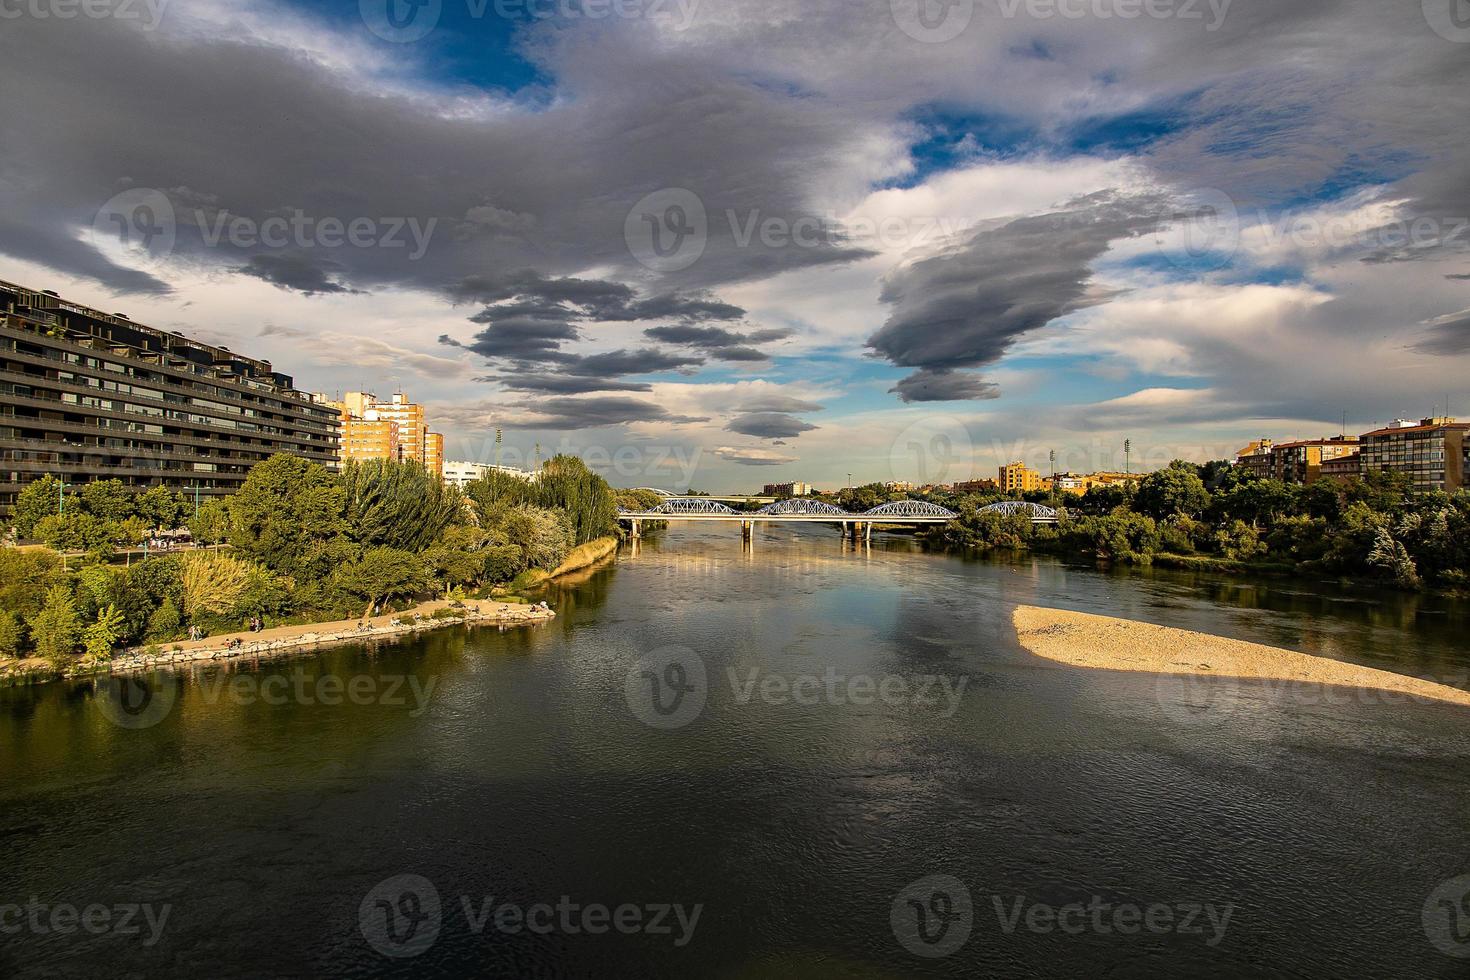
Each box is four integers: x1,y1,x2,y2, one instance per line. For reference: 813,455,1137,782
56,476,71,514
1124,439,1132,476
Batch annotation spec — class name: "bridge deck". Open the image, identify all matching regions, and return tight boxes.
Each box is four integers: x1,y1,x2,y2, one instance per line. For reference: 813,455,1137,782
616,513,951,523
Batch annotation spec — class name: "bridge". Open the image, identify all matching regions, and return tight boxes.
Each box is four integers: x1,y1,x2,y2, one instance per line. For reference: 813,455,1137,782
976,501,1060,524
617,497,959,543
631,487,776,505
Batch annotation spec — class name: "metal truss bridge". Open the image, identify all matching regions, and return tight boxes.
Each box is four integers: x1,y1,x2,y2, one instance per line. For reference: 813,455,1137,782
617,497,960,543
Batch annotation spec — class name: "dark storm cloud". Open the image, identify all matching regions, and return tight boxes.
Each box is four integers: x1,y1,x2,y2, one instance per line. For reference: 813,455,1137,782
565,348,705,376
710,346,769,362
510,396,710,429
487,374,655,394
643,323,791,361
442,316,582,363
889,370,1000,404
1414,312,1470,356
867,191,1169,401
724,413,818,439
237,254,362,296
735,394,825,414
0,217,170,295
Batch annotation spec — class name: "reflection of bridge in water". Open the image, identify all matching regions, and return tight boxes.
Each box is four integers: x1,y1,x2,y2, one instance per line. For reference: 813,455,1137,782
617,497,1059,545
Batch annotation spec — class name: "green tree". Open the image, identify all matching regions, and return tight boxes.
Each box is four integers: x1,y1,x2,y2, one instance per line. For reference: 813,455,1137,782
27,584,81,666
227,454,347,575
341,459,464,552
188,499,231,548
333,547,427,615
82,604,127,664
1134,460,1211,519
0,610,25,658
76,479,136,522
145,597,183,642
179,551,252,618
10,475,64,538
135,485,188,530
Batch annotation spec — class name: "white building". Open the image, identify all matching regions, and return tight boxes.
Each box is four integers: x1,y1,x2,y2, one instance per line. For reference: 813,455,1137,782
441,461,535,487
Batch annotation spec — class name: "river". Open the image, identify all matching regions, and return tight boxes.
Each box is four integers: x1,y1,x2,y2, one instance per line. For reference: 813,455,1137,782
3,524,1469,977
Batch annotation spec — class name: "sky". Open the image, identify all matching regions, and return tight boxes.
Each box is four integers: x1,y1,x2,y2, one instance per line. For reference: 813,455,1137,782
1,0,1468,491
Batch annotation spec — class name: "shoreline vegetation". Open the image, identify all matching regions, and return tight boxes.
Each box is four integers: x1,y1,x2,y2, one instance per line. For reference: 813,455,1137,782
801,460,1469,596
1013,605,1470,709
1,454,628,686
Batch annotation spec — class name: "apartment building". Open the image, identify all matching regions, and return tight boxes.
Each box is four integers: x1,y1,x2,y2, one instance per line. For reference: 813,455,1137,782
763,481,812,496
325,390,444,477
1360,418,1470,491
0,279,340,513
441,460,535,488
998,461,1042,493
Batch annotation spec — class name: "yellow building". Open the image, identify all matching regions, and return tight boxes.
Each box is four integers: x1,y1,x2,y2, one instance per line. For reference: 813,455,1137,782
998,461,1042,493
324,391,445,477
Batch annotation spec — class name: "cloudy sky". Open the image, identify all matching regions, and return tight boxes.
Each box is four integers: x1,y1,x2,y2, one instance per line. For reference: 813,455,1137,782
2,0,1468,490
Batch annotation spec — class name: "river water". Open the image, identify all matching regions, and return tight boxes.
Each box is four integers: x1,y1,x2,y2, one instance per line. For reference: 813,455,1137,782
4,525,1470,977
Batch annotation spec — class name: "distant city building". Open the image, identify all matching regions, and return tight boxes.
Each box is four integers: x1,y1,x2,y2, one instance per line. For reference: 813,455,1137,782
1053,473,1090,494
1318,451,1361,482
885,481,914,493
763,481,812,496
1360,417,1469,491
441,460,534,488
998,461,1042,493
1269,438,1359,484
321,391,444,477
1236,438,1275,481
951,478,999,493
0,278,340,514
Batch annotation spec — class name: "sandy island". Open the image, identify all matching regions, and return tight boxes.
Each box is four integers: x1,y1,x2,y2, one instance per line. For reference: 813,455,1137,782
1012,605,1470,709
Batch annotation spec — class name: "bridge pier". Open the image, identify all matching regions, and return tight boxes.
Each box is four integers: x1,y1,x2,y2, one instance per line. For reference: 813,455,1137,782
630,519,641,540
741,519,752,542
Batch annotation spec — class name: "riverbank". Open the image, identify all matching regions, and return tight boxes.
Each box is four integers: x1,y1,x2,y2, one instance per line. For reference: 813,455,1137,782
0,598,555,684
1012,605,1470,708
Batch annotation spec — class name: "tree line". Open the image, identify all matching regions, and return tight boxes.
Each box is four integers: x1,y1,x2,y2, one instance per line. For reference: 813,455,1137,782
916,461,1470,591
0,454,620,670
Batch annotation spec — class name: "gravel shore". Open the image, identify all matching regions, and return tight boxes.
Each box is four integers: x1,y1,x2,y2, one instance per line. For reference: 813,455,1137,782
1013,605,1470,709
